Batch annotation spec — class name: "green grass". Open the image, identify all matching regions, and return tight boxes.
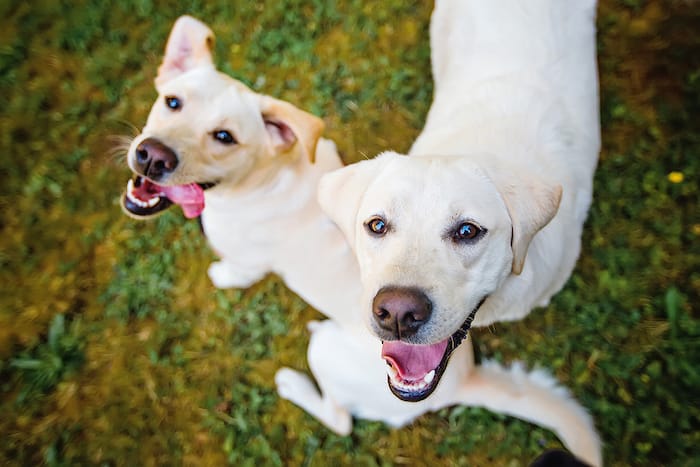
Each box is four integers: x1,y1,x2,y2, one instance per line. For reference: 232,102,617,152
1,0,698,465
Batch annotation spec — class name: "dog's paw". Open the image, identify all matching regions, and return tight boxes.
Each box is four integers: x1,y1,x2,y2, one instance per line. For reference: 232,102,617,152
275,367,317,402
275,367,353,436
208,261,260,289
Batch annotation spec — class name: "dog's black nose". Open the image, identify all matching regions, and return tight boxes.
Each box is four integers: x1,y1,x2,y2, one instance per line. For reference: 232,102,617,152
133,137,178,180
372,286,432,339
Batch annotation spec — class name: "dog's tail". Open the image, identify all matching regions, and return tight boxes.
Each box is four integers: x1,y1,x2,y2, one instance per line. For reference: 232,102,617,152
453,360,602,467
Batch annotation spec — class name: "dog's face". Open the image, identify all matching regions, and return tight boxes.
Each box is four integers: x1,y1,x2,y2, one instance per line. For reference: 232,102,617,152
122,15,324,219
319,152,561,401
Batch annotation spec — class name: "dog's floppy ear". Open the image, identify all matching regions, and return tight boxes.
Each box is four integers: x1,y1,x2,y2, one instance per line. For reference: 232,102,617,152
259,95,325,163
156,15,215,87
318,152,394,245
487,169,562,275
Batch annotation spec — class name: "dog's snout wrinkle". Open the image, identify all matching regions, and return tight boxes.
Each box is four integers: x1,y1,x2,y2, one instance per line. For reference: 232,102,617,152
372,286,432,339
133,137,179,180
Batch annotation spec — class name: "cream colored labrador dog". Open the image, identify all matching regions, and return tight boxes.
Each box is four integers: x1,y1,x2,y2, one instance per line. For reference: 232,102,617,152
318,0,601,464
120,16,358,326
121,15,600,466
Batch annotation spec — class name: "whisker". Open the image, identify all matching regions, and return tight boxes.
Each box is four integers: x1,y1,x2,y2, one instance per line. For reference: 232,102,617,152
105,134,134,164
112,119,142,138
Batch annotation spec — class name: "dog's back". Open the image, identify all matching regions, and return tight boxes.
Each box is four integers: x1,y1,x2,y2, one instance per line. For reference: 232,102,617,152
415,0,599,176
430,1,597,91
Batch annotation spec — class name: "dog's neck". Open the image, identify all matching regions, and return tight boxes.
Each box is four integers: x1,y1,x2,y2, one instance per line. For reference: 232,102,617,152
199,137,363,332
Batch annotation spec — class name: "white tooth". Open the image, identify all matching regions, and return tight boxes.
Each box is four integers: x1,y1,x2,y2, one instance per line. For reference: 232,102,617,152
424,370,435,384
126,190,139,205
125,179,159,209
386,364,398,380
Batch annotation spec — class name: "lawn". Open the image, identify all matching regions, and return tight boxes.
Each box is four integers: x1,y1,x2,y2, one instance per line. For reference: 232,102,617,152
1,0,698,465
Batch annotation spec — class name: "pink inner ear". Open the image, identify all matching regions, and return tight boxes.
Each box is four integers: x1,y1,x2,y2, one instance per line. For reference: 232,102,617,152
264,119,297,151
168,36,194,73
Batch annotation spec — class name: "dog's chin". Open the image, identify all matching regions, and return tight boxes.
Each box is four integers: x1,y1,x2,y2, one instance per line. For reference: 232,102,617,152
121,174,217,219
381,297,487,403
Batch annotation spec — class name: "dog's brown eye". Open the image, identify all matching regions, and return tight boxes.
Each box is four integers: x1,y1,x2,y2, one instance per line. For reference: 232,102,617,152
453,222,482,242
165,96,181,111
213,130,236,145
366,216,388,236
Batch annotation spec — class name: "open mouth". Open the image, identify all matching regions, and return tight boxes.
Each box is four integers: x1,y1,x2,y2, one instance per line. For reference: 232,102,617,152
121,175,216,219
381,297,487,402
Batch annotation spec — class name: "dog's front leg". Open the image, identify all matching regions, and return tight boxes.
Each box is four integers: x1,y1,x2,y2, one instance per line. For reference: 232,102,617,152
275,367,353,435
207,260,268,289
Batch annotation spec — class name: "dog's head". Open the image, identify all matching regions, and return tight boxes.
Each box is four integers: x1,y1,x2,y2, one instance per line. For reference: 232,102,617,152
318,151,561,401
122,15,324,219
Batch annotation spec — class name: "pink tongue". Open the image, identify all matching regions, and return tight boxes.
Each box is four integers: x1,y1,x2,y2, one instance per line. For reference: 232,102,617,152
160,183,205,218
382,340,448,381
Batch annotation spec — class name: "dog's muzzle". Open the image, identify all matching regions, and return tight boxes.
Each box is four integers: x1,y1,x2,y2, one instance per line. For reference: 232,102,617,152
381,296,488,402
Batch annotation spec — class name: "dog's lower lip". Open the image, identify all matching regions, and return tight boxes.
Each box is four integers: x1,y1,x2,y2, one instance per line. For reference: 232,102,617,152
198,182,217,190
385,296,487,402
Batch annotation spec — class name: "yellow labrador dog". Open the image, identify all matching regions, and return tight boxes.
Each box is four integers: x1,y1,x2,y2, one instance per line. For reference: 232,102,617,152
318,0,601,464
121,15,600,465
120,16,358,325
